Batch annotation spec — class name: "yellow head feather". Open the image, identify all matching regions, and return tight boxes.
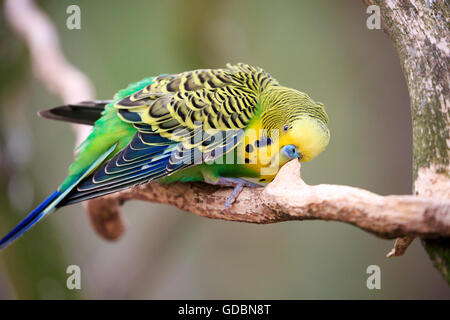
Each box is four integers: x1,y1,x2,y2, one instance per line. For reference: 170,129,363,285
260,85,330,162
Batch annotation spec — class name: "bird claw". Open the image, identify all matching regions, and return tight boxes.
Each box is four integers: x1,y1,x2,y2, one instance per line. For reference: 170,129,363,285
203,177,261,212
225,183,244,209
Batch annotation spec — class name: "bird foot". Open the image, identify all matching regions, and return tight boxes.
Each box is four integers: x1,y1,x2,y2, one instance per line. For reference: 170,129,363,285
225,183,244,209
204,177,261,211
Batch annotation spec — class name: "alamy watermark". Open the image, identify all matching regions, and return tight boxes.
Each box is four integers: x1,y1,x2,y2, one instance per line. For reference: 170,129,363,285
366,265,381,290
158,124,285,176
66,265,81,290
66,5,81,30
366,5,381,30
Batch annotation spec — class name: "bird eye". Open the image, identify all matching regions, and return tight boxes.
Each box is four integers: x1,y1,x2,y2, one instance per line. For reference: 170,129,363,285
283,124,289,132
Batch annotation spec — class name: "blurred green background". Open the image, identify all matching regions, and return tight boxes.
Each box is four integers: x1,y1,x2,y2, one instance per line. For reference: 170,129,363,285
0,0,449,299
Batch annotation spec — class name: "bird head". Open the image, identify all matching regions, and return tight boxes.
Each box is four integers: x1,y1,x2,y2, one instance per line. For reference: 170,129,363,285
260,86,330,163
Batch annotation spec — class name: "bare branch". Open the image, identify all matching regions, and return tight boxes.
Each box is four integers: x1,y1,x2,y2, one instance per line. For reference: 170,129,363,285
387,235,416,258
5,0,92,144
88,160,450,239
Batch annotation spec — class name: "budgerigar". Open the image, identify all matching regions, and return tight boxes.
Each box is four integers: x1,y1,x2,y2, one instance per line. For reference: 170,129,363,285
0,63,330,250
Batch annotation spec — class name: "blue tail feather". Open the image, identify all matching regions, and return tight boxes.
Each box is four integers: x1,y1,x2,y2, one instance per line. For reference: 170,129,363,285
0,190,61,249
0,143,118,250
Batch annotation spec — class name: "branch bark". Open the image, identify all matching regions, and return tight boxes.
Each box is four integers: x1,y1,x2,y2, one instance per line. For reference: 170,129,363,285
89,159,450,239
366,0,449,281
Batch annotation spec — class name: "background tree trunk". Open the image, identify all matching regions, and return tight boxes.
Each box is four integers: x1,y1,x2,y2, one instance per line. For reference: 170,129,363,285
369,0,449,282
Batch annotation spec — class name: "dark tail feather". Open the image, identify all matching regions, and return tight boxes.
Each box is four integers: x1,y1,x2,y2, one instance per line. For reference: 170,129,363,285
0,190,61,250
0,143,119,250
38,100,111,125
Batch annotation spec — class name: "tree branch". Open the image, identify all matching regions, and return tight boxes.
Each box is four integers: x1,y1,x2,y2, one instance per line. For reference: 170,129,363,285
367,0,450,280
4,0,93,145
87,160,450,239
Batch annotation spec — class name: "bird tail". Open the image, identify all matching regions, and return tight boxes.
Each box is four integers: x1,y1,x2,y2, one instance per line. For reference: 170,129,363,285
0,190,61,249
38,100,111,126
0,143,118,250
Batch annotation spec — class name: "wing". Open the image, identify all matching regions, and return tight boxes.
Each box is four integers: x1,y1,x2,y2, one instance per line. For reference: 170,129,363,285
59,64,276,205
60,130,178,205
115,63,276,132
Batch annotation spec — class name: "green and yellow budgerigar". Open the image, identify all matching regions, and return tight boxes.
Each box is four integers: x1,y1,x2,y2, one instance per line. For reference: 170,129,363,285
0,63,330,250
